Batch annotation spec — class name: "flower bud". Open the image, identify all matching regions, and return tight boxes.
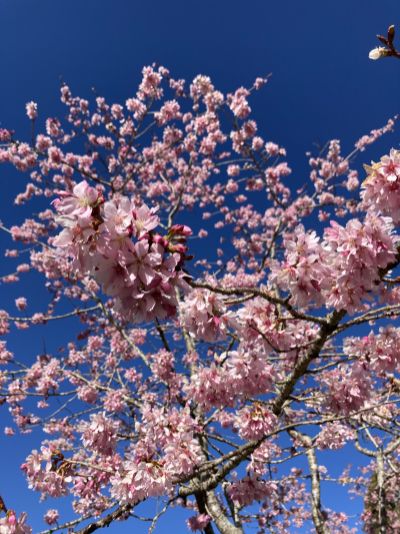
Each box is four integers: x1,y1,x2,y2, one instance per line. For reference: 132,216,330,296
368,47,387,60
153,234,169,248
169,224,192,237
168,243,187,254
388,25,395,44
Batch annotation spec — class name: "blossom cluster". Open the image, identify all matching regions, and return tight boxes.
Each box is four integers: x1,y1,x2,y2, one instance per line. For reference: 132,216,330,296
272,214,398,312
181,288,233,341
362,149,400,223
52,181,190,322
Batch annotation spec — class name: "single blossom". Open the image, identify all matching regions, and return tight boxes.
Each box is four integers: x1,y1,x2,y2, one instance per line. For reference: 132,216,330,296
25,102,38,120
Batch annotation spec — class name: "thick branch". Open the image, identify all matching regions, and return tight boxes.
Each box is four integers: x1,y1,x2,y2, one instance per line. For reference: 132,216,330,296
290,431,327,534
205,491,244,534
75,504,132,534
375,452,388,534
272,309,345,415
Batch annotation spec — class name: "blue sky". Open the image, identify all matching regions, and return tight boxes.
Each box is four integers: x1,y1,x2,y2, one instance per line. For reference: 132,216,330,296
0,0,399,532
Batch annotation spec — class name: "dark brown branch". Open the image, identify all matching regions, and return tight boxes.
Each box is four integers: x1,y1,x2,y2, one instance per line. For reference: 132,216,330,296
75,504,132,534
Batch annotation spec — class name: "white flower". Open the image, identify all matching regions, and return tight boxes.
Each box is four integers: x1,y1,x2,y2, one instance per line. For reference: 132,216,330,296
368,47,386,60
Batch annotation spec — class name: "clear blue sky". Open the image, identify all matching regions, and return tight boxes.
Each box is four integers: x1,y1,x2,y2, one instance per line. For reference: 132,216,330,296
0,0,399,532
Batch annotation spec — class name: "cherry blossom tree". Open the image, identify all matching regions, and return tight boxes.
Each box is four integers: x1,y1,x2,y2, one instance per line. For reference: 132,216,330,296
0,25,399,534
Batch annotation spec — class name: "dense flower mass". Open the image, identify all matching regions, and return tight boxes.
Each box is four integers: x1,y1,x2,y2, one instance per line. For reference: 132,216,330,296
81,412,119,456
52,181,190,322
235,404,277,440
322,214,398,312
0,62,399,534
180,288,233,341
362,149,400,223
271,214,398,312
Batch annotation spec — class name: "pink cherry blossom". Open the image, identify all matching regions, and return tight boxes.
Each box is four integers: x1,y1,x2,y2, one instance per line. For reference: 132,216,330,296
81,413,119,456
235,404,277,441
0,60,399,534
0,511,31,534
181,288,233,342
25,102,38,120
43,509,59,525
